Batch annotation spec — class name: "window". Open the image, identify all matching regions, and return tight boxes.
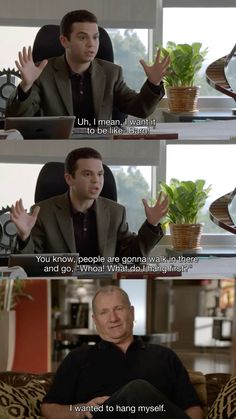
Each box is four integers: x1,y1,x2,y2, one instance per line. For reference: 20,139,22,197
0,27,40,69
0,163,43,210
0,163,152,234
163,8,236,96
162,5,236,239
113,165,152,231
0,26,149,93
120,279,147,334
166,145,236,233
107,29,149,91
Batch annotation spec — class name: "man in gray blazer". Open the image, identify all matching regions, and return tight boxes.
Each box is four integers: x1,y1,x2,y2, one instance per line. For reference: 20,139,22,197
10,147,169,257
6,10,170,124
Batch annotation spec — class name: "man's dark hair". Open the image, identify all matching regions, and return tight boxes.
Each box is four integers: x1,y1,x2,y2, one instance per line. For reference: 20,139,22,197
65,147,102,176
60,10,98,39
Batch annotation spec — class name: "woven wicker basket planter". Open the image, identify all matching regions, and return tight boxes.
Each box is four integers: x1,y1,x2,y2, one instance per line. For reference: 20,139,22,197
170,223,203,250
167,86,200,113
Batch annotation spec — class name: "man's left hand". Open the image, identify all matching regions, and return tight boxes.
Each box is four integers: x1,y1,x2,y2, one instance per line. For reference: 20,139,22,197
142,192,169,226
139,48,170,86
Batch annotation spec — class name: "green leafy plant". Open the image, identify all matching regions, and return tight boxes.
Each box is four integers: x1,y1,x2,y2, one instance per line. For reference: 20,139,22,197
0,279,33,311
160,179,212,224
158,42,208,86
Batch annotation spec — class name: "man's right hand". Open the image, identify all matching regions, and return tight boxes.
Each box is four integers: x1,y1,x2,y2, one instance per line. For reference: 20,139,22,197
81,396,109,418
10,198,40,241
15,46,48,92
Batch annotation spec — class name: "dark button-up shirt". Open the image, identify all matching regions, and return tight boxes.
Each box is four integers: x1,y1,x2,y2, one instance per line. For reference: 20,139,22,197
68,195,99,257
66,58,96,127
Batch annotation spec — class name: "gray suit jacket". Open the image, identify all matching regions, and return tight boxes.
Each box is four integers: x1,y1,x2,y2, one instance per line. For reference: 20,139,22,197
6,56,164,120
18,194,163,258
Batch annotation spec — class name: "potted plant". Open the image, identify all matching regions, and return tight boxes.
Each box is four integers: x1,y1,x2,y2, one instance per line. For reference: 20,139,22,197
159,42,208,113
0,279,33,370
160,178,212,249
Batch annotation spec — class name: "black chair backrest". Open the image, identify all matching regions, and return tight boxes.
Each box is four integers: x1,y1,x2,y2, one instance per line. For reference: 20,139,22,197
34,162,117,203
32,25,114,63
32,25,63,62
32,24,126,123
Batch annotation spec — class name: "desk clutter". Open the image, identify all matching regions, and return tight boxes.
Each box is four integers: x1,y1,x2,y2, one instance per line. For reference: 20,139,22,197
0,129,23,140
4,116,75,139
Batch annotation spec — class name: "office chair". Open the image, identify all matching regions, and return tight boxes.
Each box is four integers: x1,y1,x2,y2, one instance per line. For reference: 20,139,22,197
205,44,236,101
32,25,126,123
34,161,117,203
0,162,117,255
209,189,236,234
32,24,114,63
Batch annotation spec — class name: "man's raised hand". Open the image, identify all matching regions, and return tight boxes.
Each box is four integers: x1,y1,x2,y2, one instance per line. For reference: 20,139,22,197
16,46,48,92
142,192,169,226
10,198,40,241
139,48,170,86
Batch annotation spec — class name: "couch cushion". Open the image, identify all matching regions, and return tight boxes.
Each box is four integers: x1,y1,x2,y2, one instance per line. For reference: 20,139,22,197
205,373,231,410
207,373,236,419
188,370,207,408
0,378,46,419
0,372,54,390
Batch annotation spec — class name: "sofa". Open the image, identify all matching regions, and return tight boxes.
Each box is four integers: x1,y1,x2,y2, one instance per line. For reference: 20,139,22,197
0,370,232,418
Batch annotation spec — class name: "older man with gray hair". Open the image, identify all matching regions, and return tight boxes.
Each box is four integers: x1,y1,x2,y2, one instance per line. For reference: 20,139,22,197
41,285,203,419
